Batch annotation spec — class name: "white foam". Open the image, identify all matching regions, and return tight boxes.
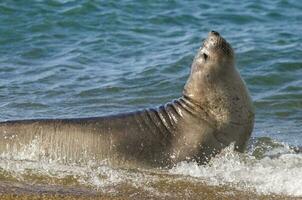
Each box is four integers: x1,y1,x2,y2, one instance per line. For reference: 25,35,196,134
170,144,302,197
0,138,164,196
1,138,302,197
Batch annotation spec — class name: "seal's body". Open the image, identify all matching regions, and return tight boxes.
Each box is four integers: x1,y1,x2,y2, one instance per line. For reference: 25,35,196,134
0,31,254,168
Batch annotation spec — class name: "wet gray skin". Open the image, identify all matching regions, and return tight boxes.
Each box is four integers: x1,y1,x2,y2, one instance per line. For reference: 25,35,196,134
0,31,254,168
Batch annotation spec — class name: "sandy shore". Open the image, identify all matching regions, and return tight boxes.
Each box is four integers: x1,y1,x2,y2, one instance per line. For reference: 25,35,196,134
0,180,299,200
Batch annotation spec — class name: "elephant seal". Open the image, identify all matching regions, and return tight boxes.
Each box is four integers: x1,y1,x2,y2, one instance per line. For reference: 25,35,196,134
0,31,254,168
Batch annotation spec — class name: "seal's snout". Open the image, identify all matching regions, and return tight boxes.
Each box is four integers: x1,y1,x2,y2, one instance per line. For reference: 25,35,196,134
207,30,223,44
202,31,233,57
210,30,220,36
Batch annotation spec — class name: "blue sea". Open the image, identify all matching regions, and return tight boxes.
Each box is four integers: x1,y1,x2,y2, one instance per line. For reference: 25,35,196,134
0,0,301,199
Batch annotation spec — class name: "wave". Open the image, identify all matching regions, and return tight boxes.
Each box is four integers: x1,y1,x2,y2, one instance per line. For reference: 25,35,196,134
0,136,301,197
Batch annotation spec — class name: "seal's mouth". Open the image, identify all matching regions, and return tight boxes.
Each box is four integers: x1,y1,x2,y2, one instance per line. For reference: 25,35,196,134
201,31,233,58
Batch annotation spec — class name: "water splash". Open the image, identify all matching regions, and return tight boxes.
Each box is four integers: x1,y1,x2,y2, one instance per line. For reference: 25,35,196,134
170,142,302,196
0,137,302,197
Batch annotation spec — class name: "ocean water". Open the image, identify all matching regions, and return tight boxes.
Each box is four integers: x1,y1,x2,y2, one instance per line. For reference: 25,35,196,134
0,0,301,199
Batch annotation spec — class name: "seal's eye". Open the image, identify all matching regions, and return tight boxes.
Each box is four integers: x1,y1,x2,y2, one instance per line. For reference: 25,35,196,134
202,53,208,60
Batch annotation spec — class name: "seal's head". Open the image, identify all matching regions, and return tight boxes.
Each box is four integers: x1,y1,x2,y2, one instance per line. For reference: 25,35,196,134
184,31,236,102
183,31,254,152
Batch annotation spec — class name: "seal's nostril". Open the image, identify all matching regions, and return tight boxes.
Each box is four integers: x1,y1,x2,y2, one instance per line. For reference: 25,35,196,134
202,53,208,60
211,31,220,36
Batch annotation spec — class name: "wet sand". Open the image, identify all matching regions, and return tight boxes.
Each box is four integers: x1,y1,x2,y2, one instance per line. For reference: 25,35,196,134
0,180,299,200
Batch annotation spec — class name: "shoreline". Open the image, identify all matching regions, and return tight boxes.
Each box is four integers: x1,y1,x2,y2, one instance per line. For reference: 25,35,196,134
0,180,299,200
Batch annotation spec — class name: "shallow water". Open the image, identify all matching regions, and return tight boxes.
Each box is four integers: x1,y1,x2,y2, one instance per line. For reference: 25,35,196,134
0,0,301,199
0,140,302,199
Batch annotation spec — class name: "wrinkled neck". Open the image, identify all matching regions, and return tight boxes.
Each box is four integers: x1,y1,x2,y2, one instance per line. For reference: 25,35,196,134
148,96,217,132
